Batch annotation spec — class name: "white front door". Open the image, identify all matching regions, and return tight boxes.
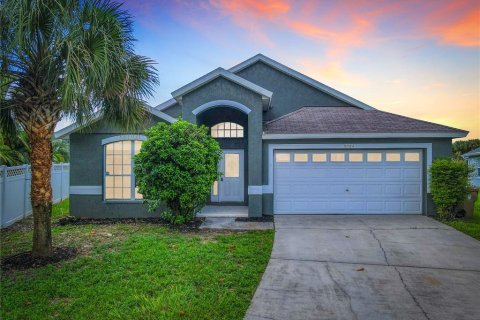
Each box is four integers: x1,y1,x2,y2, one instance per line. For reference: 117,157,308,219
274,149,423,214
211,150,244,202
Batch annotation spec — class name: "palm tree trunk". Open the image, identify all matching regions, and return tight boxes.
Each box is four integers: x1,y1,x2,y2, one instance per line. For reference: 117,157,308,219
30,134,53,257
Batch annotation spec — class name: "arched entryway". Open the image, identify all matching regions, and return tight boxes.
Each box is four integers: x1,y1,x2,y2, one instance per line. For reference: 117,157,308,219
196,104,249,205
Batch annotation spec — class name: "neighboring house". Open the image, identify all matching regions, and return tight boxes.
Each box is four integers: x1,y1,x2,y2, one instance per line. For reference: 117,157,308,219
462,147,480,187
56,54,468,218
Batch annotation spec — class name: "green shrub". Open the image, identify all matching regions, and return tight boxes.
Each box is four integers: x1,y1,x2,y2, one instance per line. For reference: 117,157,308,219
134,120,222,224
430,158,472,220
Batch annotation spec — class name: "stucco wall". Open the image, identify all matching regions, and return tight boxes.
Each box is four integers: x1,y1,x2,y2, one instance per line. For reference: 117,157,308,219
162,102,182,118
69,116,165,218
236,61,350,121
261,137,453,216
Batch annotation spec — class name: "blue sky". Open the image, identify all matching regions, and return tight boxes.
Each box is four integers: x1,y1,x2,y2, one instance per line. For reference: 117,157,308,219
58,0,480,138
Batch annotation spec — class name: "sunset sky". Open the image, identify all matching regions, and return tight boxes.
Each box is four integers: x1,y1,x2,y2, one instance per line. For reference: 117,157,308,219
76,0,480,138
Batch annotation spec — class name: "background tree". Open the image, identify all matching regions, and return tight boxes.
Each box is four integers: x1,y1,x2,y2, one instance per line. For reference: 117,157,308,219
52,139,69,163
0,0,157,256
0,131,29,165
453,139,480,160
134,120,222,224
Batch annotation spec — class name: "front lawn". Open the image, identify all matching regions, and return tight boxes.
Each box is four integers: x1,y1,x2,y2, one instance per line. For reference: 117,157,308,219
443,195,480,240
1,200,274,320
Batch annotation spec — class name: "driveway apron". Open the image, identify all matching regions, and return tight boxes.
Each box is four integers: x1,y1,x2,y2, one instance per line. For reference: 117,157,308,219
245,215,480,320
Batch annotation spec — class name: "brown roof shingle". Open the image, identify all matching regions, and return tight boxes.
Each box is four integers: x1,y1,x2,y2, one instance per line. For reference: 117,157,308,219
263,107,467,135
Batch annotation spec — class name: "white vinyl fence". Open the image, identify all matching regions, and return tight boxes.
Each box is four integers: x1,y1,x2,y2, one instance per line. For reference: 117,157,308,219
0,163,69,228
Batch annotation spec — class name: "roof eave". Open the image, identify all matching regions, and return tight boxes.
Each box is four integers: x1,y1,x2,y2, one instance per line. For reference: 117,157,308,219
54,107,177,139
155,98,177,111
262,132,468,140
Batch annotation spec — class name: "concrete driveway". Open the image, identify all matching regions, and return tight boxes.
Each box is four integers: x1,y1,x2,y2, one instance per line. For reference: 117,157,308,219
245,215,480,320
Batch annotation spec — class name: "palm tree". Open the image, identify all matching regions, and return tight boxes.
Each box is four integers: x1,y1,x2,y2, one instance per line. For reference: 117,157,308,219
0,0,158,257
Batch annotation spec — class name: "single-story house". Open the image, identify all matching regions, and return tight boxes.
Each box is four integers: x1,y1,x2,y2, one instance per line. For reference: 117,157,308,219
56,54,468,218
462,147,480,187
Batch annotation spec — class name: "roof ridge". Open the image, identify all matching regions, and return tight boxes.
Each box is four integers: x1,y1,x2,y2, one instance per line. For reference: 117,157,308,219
263,107,308,126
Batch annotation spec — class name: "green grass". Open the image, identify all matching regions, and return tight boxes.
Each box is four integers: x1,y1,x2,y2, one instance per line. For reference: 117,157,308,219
1,200,274,320
443,196,480,240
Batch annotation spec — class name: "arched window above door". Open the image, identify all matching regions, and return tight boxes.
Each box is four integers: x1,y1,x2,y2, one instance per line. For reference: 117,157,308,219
211,122,244,138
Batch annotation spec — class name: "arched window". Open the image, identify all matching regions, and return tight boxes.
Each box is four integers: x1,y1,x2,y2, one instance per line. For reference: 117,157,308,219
211,122,244,138
104,140,143,200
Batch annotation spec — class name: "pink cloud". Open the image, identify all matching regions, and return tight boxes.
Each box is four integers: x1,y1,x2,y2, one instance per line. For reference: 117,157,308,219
430,8,480,47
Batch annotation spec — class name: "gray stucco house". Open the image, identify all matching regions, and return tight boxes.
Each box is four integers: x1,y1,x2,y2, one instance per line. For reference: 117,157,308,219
56,54,468,217
463,147,480,187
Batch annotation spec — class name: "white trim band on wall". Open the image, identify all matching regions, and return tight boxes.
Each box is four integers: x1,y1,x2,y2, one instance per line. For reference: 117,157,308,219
248,185,263,195
70,186,102,195
192,100,252,115
101,135,147,145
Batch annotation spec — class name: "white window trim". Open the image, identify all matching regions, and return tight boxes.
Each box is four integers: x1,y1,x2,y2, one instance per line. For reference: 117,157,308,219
211,122,245,138
101,135,146,145
103,137,145,202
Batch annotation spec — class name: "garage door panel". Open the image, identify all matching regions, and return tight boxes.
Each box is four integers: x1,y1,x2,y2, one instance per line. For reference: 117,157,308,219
404,184,421,195
385,201,402,212
365,184,382,194
404,168,422,179
385,184,402,195
366,168,385,178
347,168,366,178
385,168,402,178
347,201,366,211
367,201,384,212
274,149,423,215
404,201,421,212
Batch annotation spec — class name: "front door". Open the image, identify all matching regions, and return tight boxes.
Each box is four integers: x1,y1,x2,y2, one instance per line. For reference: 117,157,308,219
211,150,244,202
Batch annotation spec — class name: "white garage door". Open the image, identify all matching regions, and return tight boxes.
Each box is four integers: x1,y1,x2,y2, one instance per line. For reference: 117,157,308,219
274,150,423,214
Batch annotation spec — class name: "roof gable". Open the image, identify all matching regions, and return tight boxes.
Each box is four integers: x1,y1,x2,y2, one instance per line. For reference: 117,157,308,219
229,54,375,111
171,68,272,110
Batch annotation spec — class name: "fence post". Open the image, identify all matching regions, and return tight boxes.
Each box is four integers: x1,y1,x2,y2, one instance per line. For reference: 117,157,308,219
59,163,63,201
1,166,6,227
23,164,28,218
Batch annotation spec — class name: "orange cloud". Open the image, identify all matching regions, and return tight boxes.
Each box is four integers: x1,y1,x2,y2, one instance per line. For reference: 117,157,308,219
211,0,290,19
299,59,370,87
434,8,480,47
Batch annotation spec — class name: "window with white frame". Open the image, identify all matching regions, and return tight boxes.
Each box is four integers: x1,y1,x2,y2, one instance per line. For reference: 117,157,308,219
104,140,143,200
211,122,244,138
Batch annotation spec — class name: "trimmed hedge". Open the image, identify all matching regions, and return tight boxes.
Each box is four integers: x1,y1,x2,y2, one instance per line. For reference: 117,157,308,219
134,120,222,224
430,158,472,220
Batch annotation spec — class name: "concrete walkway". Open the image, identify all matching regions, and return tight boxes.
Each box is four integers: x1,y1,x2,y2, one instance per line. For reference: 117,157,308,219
199,217,273,230
245,215,480,320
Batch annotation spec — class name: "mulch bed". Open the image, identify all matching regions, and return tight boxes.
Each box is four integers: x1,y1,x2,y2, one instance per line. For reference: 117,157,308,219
235,216,274,222
1,247,78,271
56,216,205,231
